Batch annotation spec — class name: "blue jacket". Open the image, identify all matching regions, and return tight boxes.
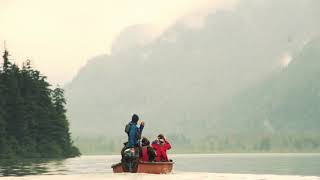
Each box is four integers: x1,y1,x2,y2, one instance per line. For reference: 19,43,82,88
127,121,144,148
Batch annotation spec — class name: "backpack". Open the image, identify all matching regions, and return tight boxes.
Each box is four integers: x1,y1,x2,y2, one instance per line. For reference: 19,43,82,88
125,123,131,134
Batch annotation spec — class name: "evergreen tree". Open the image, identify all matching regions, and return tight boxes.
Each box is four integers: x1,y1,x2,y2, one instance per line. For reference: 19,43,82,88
2,49,10,72
51,87,80,157
0,49,80,159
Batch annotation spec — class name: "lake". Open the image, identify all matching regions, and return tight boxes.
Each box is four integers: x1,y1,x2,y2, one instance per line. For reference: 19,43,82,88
1,154,320,180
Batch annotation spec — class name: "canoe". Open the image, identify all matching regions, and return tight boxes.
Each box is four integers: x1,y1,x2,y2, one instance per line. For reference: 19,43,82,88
111,161,174,174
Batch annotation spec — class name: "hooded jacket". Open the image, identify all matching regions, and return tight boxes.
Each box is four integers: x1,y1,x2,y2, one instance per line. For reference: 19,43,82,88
152,139,171,162
127,121,144,148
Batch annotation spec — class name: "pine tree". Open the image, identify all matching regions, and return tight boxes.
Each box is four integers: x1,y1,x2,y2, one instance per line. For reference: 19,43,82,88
0,49,80,159
51,87,80,157
2,49,10,72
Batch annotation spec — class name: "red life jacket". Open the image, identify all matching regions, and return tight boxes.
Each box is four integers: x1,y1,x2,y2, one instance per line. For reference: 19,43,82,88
141,146,149,162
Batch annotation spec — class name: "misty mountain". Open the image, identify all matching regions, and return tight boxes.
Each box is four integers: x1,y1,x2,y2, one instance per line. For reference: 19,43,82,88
65,0,320,137
214,38,320,134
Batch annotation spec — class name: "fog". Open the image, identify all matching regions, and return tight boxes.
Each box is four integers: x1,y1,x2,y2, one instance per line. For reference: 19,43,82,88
63,0,320,154
0,0,237,84
1,0,320,154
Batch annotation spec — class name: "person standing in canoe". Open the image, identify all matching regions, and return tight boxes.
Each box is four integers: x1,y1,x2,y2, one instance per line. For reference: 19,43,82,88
152,134,171,162
122,114,145,172
126,114,144,148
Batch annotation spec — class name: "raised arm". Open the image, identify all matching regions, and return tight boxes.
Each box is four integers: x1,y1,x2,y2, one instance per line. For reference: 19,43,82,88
139,124,144,134
164,140,171,150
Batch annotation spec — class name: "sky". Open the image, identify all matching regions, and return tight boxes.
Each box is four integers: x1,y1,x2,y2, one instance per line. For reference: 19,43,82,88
0,0,237,85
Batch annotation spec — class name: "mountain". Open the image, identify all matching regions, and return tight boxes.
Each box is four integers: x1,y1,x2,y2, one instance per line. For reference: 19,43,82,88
65,0,320,138
214,38,320,134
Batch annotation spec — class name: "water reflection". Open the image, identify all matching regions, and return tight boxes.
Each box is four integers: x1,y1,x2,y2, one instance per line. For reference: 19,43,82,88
0,155,119,177
0,159,46,176
0,158,65,176
1,154,320,177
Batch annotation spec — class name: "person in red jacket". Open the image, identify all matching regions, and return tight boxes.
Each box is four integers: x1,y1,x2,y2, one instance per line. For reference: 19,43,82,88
140,137,156,162
152,134,171,162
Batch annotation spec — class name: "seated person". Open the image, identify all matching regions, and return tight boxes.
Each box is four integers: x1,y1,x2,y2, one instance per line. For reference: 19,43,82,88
152,134,171,162
121,142,135,172
140,137,156,162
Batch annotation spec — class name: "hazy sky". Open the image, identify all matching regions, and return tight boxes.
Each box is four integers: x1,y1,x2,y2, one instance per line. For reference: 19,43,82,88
0,0,237,85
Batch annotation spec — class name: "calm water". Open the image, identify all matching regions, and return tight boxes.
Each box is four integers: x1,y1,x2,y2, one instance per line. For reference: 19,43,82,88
0,154,320,178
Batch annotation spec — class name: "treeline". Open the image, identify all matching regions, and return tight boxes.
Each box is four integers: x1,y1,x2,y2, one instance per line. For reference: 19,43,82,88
0,50,80,159
74,133,320,155
191,133,320,153
73,136,119,155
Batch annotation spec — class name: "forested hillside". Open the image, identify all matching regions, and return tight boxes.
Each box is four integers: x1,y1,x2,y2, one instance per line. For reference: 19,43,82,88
66,0,320,136
215,38,320,134
0,50,80,159
74,38,320,154
65,0,320,153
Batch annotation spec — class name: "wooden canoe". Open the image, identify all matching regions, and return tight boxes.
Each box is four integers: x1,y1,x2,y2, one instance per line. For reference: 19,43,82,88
111,161,174,174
